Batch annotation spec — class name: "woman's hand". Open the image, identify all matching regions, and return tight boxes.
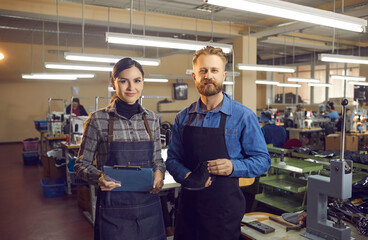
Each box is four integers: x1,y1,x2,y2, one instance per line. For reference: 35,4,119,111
150,170,164,194
98,174,121,191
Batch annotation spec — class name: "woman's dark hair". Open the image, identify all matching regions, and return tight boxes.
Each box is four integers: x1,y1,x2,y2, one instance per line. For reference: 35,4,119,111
112,58,144,79
326,101,335,110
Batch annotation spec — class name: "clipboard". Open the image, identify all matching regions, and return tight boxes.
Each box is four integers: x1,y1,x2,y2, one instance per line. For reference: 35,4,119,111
103,165,153,192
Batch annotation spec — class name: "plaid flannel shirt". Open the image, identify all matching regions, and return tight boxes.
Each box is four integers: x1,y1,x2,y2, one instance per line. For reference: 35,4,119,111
74,99,166,185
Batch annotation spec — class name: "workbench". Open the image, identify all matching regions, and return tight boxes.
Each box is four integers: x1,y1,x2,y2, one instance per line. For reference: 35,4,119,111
241,212,366,240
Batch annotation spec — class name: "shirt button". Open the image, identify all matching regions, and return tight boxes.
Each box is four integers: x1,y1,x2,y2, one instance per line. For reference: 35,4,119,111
129,122,132,126
206,117,210,119
130,131,133,134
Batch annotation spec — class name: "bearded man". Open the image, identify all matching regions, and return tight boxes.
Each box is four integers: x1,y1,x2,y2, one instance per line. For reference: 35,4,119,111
166,46,271,240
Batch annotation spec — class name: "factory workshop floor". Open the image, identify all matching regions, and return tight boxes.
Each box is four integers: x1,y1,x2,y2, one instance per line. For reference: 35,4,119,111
0,143,93,240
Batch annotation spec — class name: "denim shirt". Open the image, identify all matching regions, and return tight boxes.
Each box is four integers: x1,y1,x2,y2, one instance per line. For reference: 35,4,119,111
166,92,271,183
322,111,339,120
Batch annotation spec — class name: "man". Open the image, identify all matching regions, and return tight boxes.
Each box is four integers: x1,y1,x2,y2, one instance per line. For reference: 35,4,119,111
66,98,88,116
260,110,288,148
166,46,271,240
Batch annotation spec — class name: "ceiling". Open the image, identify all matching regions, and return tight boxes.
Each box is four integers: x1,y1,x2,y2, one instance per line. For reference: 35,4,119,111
1,0,368,77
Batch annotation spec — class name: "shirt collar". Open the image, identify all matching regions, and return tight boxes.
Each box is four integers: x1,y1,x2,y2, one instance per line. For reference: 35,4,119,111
106,96,148,115
189,91,232,116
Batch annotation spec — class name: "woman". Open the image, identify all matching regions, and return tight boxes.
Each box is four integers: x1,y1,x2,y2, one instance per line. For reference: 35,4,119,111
322,101,339,121
74,58,166,240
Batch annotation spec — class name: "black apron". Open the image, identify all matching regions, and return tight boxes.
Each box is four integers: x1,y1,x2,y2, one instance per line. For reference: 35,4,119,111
175,113,245,240
94,114,166,240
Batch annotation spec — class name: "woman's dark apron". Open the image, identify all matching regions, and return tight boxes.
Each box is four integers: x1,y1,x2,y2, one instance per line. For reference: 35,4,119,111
175,113,245,240
94,114,166,240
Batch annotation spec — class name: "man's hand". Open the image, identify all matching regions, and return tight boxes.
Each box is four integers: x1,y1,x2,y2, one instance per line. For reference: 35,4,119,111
207,159,233,176
150,170,164,194
98,174,121,191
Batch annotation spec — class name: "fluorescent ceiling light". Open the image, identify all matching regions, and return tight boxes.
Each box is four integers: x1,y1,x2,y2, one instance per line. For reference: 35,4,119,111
308,83,332,87
64,52,161,66
108,86,115,92
319,54,368,64
223,81,234,85
255,80,279,85
205,0,367,32
106,32,232,54
348,81,368,86
237,64,296,73
277,83,302,87
330,75,366,81
22,73,95,80
288,77,320,83
144,78,169,83
45,62,112,72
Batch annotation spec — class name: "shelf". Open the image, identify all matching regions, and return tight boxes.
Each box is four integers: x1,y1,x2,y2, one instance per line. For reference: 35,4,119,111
354,163,368,171
271,157,323,173
266,145,293,154
259,175,307,193
255,192,305,213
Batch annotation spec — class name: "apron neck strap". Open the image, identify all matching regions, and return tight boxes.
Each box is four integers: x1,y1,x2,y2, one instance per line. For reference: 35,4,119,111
143,114,153,142
108,114,114,143
108,113,154,142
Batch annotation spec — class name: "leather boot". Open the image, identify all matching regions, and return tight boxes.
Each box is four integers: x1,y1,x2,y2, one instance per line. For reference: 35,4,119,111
182,161,213,191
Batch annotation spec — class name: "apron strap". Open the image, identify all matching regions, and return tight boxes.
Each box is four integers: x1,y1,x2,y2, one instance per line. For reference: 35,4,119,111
109,113,154,142
143,114,154,142
185,113,195,126
108,114,114,143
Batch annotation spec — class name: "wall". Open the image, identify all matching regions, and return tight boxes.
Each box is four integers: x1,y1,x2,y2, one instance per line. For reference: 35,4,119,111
0,42,199,142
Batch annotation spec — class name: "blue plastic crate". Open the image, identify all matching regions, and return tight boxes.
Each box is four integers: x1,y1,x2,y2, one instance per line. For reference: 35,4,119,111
34,120,48,131
41,178,65,198
23,151,39,165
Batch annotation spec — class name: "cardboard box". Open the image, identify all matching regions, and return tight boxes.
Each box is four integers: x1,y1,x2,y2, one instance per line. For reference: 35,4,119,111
325,134,358,151
41,155,66,179
77,185,91,212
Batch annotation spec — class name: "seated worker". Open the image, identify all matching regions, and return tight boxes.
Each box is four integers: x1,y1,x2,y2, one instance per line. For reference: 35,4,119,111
260,111,288,148
322,101,339,121
66,98,88,116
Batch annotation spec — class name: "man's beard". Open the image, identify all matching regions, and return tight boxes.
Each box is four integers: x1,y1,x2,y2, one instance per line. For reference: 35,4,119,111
196,79,223,96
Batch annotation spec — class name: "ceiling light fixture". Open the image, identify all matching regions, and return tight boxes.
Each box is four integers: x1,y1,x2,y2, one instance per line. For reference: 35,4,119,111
237,64,296,73
106,32,233,53
22,73,95,80
348,81,368,86
64,52,161,66
185,69,240,76
288,77,320,83
308,83,332,87
223,81,234,85
144,78,169,83
45,62,112,72
277,83,302,87
319,54,368,64
255,80,279,85
330,75,366,81
204,0,367,32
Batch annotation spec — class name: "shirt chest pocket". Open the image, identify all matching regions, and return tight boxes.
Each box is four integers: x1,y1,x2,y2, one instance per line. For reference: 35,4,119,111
225,129,238,155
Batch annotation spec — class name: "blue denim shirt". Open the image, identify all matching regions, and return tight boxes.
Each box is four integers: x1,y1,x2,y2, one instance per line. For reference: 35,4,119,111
166,92,271,183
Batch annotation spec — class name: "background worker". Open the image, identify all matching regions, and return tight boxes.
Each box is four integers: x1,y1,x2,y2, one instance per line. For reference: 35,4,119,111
74,58,166,240
260,110,288,148
166,46,271,240
66,98,88,116
322,101,339,121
